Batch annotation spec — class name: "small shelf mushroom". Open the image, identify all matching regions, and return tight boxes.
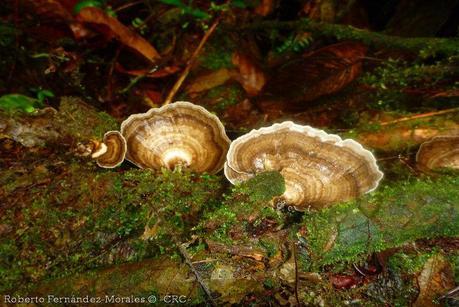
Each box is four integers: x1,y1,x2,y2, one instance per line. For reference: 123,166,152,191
92,131,127,168
224,121,383,210
120,101,230,174
416,134,459,170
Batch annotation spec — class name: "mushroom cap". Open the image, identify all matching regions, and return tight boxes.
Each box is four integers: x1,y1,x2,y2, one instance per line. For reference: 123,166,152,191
224,121,383,210
94,131,127,168
416,134,459,170
120,101,230,173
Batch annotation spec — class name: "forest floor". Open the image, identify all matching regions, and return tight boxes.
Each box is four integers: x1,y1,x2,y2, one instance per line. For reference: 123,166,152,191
1,1,458,305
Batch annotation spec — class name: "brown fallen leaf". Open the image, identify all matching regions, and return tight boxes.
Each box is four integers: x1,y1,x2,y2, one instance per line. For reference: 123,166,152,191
206,239,266,262
254,0,274,16
76,7,160,62
24,0,75,22
414,253,455,307
302,0,336,23
232,51,267,96
186,68,236,94
262,41,366,107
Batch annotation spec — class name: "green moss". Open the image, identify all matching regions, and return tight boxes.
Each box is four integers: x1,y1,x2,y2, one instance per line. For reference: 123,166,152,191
388,250,438,275
197,171,285,244
198,34,235,70
360,58,458,111
238,171,286,202
57,97,119,140
447,252,459,284
259,239,277,258
206,84,244,111
302,175,459,266
0,160,223,293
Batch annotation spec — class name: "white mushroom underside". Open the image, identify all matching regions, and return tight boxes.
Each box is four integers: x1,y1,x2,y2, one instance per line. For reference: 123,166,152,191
120,101,230,173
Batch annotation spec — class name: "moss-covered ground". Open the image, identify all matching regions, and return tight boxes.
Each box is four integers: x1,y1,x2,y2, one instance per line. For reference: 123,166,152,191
0,99,458,305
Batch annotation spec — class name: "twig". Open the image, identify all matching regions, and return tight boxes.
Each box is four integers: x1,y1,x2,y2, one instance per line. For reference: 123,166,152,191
292,241,300,306
178,243,217,307
118,66,158,94
379,107,459,126
106,47,122,101
163,17,221,105
113,0,144,12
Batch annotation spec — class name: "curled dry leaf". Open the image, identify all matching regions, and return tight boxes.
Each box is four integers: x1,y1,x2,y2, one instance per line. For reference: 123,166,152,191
232,51,267,96
262,41,366,107
186,68,236,94
414,253,455,307
23,0,90,39
76,7,160,63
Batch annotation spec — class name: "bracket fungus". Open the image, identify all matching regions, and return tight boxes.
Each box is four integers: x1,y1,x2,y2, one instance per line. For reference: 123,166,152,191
416,134,459,170
224,122,383,210
91,131,127,168
120,101,230,173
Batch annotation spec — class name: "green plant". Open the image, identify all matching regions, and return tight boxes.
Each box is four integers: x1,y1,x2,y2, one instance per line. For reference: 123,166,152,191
0,94,42,113
159,0,211,20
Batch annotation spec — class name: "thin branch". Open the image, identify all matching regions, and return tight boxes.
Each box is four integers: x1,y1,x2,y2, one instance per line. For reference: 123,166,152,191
292,241,300,306
379,107,459,126
178,243,217,307
163,17,221,105
118,66,158,95
113,0,144,12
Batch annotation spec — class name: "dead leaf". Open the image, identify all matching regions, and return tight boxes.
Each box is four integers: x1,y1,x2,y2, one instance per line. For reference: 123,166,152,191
414,253,455,307
186,68,236,94
330,274,361,289
302,0,336,23
263,41,366,106
254,0,274,16
232,52,267,96
76,7,160,62
24,0,75,22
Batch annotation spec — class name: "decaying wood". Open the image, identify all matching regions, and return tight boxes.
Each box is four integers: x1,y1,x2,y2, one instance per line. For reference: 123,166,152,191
238,18,459,56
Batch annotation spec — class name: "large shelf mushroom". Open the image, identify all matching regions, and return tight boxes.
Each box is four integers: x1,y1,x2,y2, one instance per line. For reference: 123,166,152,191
416,134,459,171
120,101,230,174
224,121,383,210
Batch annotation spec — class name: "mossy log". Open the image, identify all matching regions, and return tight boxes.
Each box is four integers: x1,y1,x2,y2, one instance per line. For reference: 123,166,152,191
238,18,459,57
350,112,459,152
1,98,458,305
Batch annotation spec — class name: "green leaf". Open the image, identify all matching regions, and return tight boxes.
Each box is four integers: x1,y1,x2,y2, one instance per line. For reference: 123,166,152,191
73,0,104,14
159,0,185,7
0,94,39,113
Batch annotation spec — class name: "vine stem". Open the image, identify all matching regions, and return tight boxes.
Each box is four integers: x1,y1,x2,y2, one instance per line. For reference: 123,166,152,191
163,17,221,105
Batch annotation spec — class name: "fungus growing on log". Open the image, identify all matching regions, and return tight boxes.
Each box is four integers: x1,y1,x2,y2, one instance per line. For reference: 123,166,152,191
120,101,230,173
91,131,127,168
224,121,383,210
416,134,459,170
